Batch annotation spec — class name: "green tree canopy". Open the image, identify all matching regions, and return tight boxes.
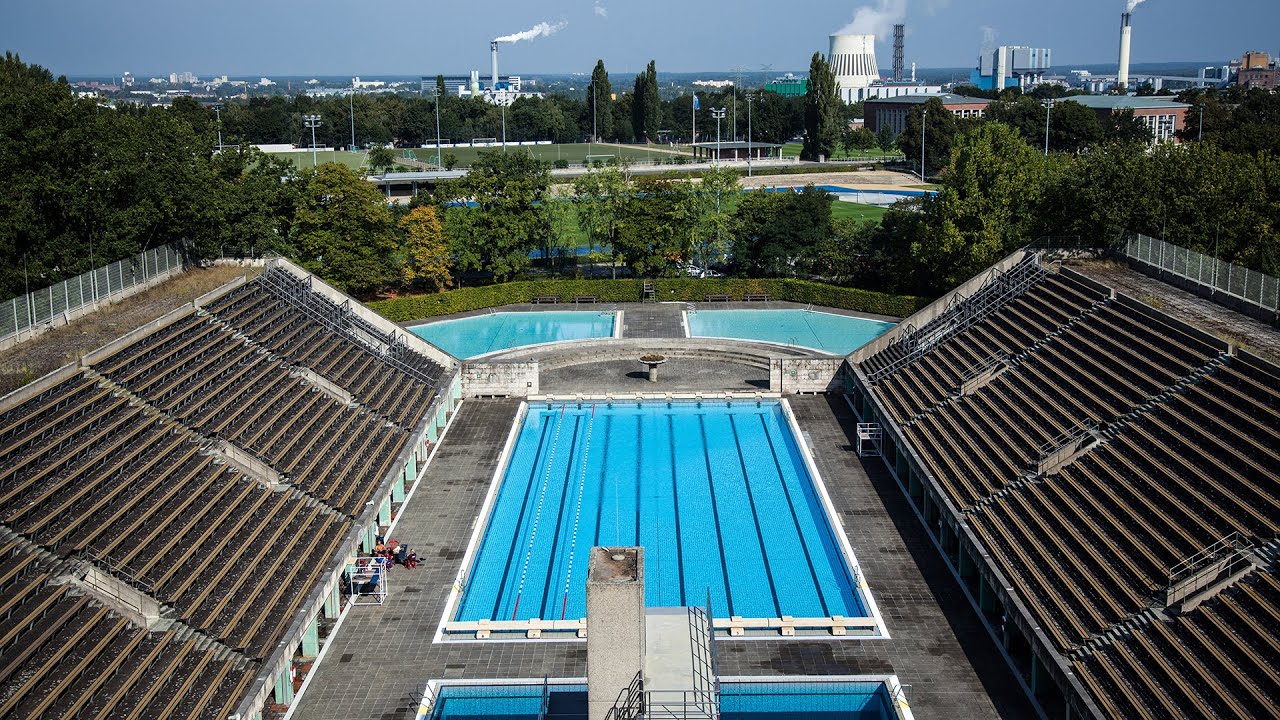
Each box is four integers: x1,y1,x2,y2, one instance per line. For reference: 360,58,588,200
587,59,614,141
292,163,399,296
802,52,841,161
444,150,552,281
896,98,960,178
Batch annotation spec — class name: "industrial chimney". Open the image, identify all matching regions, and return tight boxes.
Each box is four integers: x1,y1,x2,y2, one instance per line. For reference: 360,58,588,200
490,40,500,88
892,24,905,82
1117,12,1132,91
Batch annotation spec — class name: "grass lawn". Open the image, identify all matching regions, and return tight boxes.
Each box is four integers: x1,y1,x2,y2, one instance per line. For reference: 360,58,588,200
401,142,693,168
267,150,368,171
831,201,890,223
779,142,902,162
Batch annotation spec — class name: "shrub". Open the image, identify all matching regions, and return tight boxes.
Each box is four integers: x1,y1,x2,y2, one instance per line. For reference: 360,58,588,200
368,278,929,322
553,158,570,169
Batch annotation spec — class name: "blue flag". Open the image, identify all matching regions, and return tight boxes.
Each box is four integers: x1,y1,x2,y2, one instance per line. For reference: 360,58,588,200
693,94,700,110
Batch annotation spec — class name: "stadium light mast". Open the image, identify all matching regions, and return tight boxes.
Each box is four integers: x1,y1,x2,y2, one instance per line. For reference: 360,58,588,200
434,85,443,169
919,108,927,181
304,114,322,168
213,102,224,153
349,88,357,151
747,91,754,178
711,107,726,166
1042,98,1055,156
501,103,507,153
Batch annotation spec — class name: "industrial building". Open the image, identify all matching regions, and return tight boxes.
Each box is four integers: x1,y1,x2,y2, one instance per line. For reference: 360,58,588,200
971,46,1052,91
863,94,992,137
1238,51,1279,89
827,32,942,103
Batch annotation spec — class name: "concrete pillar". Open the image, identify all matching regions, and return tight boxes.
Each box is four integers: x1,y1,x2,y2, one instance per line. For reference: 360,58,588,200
301,616,320,658
908,466,923,502
427,421,439,444
274,666,295,705
587,547,646,720
379,497,392,527
979,575,997,613
1031,653,1049,695
392,472,406,504
324,583,342,618
894,448,909,479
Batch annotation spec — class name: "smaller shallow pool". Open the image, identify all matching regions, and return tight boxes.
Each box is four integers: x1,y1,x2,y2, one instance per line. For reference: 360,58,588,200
410,311,616,359
687,309,894,355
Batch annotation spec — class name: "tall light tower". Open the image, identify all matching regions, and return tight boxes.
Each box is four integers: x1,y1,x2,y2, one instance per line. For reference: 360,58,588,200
1042,98,1055,156
711,107,726,166
746,91,754,178
919,108,927,181
349,88,357,151
892,24,905,82
212,102,224,153
303,114,322,168
434,84,443,169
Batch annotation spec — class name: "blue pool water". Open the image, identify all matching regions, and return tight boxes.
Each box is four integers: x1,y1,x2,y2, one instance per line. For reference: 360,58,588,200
455,401,866,624
428,681,895,720
410,311,615,359
687,309,894,355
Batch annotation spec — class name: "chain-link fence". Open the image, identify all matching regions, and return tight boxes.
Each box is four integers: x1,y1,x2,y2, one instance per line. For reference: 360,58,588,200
1125,233,1279,315
0,243,184,343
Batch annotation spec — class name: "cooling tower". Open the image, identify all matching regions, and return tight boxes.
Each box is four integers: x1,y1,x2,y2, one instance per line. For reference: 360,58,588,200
829,34,880,89
490,40,500,88
1117,13,1132,90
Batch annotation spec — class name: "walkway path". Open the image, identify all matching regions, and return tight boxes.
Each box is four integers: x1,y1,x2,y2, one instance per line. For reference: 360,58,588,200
621,303,685,338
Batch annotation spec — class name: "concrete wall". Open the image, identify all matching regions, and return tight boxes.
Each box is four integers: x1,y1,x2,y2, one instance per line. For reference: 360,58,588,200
269,259,458,369
586,547,645,720
0,362,83,415
462,362,539,397
776,357,846,393
850,250,1030,364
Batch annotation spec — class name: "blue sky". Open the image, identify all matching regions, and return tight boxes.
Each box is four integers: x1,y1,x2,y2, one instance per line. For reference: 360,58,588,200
3,0,1274,77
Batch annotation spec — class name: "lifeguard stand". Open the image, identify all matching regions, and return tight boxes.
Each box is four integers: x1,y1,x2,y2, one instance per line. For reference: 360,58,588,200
349,558,389,606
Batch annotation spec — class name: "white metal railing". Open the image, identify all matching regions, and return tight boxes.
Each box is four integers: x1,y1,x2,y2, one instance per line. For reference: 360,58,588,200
1,243,183,344
1125,234,1279,314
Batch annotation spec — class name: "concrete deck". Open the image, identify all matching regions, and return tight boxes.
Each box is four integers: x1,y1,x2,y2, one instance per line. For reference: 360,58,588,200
291,396,1034,720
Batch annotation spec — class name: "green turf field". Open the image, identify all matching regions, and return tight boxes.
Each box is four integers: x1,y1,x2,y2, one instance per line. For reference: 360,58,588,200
779,142,903,161
267,150,368,171
831,201,890,223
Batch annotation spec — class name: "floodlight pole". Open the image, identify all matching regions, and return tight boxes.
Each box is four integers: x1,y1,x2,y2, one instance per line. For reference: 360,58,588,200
712,107,726,167
747,92,754,178
1042,98,1055,156
435,85,443,169
501,103,507,153
919,108,927,181
349,88,356,151
303,114,322,168
213,102,224,153
1198,101,1204,141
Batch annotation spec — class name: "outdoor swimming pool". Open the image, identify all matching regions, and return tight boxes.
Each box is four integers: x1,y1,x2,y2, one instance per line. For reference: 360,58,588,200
409,311,616,359
425,680,901,720
449,400,872,633
687,309,894,355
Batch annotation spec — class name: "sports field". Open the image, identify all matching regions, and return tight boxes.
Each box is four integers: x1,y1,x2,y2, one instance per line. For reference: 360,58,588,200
266,150,369,171
780,143,903,162
831,201,890,223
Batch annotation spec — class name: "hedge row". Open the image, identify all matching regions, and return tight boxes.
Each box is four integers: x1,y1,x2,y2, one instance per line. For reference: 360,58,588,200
368,278,930,323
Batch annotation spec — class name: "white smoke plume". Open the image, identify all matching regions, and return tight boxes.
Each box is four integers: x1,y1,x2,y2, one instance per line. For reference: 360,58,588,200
1126,0,1147,11
494,20,568,44
837,0,907,38
593,1,607,18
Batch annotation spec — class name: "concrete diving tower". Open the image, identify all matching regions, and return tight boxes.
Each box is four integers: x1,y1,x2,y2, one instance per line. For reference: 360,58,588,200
586,547,719,720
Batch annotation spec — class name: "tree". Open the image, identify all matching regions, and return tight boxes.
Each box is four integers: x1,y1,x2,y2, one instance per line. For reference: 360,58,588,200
614,175,694,276
442,153,458,170
732,186,834,276
802,52,841,161
398,205,451,291
632,61,660,143
587,60,613,141
445,149,551,281
1105,109,1153,146
572,164,631,259
367,145,396,173
897,98,959,177
875,123,896,157
691,167,741,270
985,97,1103,154
291,163,399,296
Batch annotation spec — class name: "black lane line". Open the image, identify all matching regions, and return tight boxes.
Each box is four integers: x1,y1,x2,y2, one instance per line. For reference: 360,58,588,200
756,412,831,617
668,413,686,606
699,413,734,617
488,412,553,621
537,415,583,619
634,412,643,546
592,414,613,546
729,413,783,617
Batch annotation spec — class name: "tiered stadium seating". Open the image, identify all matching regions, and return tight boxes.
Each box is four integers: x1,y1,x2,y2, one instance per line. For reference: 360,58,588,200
204,268,442,429
1074,572,1280,720
859,256,1280,719
0,548,256,720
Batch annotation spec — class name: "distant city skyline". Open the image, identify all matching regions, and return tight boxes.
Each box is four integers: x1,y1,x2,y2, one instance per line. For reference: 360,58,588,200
3,0,1274,77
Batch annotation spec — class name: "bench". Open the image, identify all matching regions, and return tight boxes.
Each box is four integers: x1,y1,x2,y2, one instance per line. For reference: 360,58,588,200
704,294,732,303
531,296,561,305
572,296,599,304
744,293,771,302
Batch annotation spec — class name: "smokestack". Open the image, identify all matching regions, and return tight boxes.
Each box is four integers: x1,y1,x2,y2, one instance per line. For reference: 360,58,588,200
1118,13,1132,91
490,40,499,88
892,24,905,82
